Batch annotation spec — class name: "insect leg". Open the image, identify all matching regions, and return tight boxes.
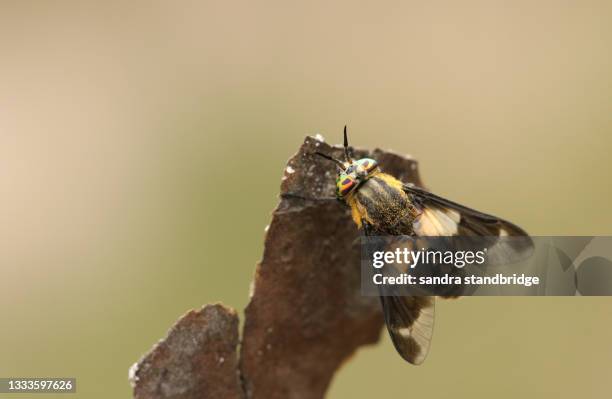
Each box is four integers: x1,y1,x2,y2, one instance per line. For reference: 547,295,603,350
362,219,374,236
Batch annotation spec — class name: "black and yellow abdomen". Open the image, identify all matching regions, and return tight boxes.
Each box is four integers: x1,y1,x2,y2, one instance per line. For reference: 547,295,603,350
346,172,419,234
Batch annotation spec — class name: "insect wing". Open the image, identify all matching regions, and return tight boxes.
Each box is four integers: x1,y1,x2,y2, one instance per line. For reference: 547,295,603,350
363,222,436,365
379,294,435,365
404,184,534,264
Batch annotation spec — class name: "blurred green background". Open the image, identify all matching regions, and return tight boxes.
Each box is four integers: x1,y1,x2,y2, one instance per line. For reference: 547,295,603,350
1,1,611,398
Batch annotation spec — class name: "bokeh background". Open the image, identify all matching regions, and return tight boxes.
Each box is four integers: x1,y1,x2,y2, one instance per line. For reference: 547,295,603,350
1,1,612,398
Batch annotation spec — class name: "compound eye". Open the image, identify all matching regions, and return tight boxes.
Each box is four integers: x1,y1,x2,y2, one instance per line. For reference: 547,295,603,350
336,173,357,197
357,158,378,174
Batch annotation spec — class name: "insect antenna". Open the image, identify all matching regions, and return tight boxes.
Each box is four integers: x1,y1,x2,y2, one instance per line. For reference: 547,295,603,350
314,151,345,171
343,125,353,163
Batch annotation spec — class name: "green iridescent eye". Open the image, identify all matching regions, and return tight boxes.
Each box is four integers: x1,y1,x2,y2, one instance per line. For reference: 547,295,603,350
336,173,357,198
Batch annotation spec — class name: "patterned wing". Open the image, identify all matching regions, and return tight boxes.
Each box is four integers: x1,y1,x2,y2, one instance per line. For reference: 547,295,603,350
363,221,436,365
405,184,531,237
404,184,534,261
379,294,435,365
